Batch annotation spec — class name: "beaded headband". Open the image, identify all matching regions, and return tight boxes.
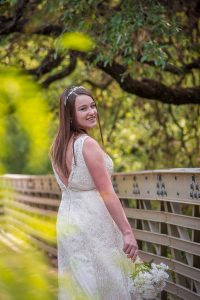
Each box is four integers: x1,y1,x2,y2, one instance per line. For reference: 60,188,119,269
64,86,84,106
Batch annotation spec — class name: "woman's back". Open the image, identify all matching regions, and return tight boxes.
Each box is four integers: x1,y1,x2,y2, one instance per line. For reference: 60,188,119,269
52,134,113,192
52,134,78,188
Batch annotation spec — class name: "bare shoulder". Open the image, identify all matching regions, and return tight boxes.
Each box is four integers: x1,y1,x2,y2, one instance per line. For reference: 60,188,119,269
82,136,113,192
83,136,102,152
83,136,104,158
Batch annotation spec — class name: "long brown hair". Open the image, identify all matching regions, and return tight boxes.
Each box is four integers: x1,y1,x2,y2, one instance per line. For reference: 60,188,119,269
49,86,103,178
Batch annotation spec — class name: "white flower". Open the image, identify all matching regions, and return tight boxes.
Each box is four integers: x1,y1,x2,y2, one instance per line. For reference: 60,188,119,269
159,262,169,270
129,261,169,299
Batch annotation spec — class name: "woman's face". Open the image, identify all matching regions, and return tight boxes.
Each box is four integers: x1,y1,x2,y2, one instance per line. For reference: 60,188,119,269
75,95,97,131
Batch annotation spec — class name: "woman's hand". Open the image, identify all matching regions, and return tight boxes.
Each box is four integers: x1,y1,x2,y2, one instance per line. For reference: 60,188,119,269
123,231,138,261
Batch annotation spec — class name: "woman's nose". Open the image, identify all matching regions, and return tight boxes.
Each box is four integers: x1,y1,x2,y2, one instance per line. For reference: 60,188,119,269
88,107,96,114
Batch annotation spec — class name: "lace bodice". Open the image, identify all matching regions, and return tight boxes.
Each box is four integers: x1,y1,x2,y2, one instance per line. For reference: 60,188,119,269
52,134,114,192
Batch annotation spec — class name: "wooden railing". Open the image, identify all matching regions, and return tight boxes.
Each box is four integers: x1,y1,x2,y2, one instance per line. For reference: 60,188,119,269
0,169,199,300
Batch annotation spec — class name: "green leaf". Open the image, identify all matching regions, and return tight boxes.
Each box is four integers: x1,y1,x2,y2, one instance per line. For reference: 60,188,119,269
57,32,95,52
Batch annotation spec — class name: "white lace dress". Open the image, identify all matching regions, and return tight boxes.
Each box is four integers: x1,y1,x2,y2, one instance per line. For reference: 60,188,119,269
52,134,134,300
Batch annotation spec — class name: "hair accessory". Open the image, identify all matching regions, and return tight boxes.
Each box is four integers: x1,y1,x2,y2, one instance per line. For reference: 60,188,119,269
64,86,84,106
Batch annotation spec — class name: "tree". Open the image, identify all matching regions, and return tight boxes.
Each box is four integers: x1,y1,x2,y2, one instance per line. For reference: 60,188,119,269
0,0,199,173
0,0,199,105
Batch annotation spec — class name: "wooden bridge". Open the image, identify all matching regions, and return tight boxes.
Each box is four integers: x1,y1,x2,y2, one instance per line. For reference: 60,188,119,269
0,168,199,300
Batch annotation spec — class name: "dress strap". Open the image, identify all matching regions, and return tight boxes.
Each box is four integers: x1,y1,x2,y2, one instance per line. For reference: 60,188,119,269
73,134,90,164
74,134,89,152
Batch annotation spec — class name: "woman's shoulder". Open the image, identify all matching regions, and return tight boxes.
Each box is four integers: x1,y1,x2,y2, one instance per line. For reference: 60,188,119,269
83,135,100,147
73,133,89,144
73,134,100,151
73,133,96,143
83,135,104,156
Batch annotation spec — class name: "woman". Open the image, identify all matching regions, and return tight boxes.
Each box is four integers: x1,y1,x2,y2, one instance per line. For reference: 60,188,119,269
50,86,138,300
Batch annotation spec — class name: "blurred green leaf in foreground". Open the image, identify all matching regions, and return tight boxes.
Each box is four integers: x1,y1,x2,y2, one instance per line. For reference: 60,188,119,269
0,67,52,174
0,244,57,300
56,31,95,52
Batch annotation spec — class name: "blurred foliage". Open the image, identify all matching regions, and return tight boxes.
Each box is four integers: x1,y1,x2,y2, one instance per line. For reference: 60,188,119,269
0,239,57,300
0,187,57,300
0,68,52,174
57,32,95,52
97,88,200,170
0,244,57,300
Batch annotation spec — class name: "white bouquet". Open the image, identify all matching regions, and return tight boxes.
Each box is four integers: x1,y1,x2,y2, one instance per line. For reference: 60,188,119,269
128,259,169,300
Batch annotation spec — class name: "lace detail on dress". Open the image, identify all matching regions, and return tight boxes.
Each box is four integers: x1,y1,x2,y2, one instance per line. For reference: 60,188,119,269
68,134,113,191
52,134,134,300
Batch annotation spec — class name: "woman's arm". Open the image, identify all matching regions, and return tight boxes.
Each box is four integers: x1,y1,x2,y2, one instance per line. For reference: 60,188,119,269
83,137,138,261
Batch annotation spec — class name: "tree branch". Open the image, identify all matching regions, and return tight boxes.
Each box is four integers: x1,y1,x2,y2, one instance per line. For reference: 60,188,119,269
142,58,200,75
80,78,113,89
0,0,30,35
41,52,77,87
29,47,200,104
93,58,200,105
28,50,64,78
32,24,63,36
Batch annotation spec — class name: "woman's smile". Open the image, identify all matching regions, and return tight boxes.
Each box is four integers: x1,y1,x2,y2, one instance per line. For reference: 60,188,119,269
75,95,97,131
87,117,96,121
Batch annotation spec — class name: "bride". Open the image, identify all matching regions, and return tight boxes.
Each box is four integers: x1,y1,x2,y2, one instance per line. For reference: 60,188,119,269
50,86,138,300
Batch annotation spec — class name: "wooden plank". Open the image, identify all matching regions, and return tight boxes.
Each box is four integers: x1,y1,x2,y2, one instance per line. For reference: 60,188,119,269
0,229,30,251
112,172,200,205
0,231,21,252
9,193,60,207
124,208,200,230
165,281,200,300
4,208,56,246
134,229,200,256
6,215,56,245
114,168,200,175
4,208,56,235
139,251,200,283
28,235,57,256
0,175,61,195
4,199,57,217
5,223,57,256
3,186,60,195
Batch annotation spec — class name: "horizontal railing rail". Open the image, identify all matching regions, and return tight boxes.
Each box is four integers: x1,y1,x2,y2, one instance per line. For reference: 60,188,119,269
0,168,199,300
